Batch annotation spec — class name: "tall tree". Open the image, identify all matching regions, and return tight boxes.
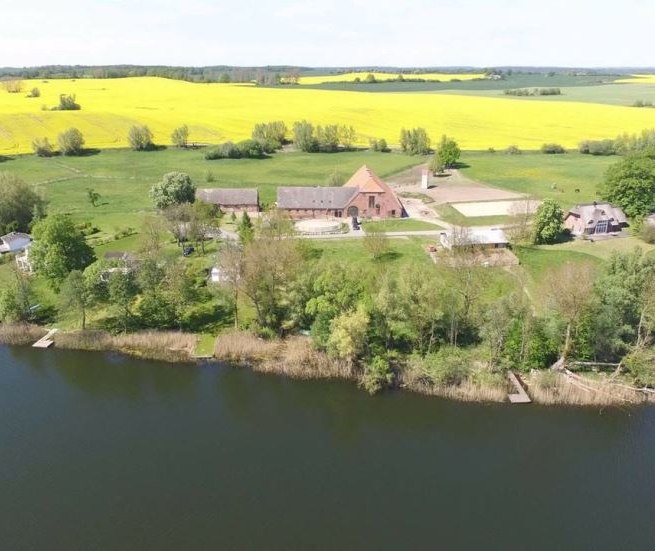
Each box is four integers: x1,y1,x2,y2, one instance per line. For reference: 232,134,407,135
599,154,655,218
171,125,189,148
435,135,461,169
0,173,46,234
128,125,154,151
30,215,96,289
150,172,196,210
60,270,93,329
532,199,564,244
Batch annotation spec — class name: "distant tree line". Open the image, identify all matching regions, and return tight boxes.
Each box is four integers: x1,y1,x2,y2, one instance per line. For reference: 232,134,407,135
579,128,655,156
0,65,306,84
503,87,561,96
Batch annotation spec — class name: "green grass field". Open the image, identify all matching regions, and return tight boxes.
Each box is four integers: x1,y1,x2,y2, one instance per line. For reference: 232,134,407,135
433,204,510,227
437,83,655,107
0,148,425,238
459,151,615,206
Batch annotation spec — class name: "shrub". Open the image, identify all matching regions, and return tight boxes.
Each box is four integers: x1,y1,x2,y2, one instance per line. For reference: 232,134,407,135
55,94,80,110
369,138,389,152
237,139,265,158
57,127,85,155
624,348,655,387
150,172,196,209
641,223,655,244
171,125,189,148
419,347,471,386
505,145,522,155
541,143,566,154
578,139,616,156
360,356,394,394
128,125,154,151
31,137,55,157
27,87,40,98
400,127,431,155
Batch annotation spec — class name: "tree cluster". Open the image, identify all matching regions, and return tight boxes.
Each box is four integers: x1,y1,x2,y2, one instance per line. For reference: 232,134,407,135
399,127,431,155
292,121,356,152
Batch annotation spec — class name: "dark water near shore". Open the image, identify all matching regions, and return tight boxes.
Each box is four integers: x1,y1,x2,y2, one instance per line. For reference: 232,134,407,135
2,345,655,550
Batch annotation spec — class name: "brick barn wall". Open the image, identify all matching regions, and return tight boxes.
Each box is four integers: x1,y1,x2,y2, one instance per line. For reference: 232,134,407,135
346,192,402,218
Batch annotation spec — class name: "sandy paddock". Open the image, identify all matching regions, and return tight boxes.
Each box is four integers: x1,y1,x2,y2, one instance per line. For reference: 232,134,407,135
451,199,540,217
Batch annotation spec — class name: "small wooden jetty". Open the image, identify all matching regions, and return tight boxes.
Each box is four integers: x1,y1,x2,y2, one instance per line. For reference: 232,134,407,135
32,329,58,349
507,371,532,404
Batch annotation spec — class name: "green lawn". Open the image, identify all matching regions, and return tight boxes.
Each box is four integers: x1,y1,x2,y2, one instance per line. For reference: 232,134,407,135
459,151,615,207
542,236,655,260
304,237,436,270
434,204,510,227
362,218,442,232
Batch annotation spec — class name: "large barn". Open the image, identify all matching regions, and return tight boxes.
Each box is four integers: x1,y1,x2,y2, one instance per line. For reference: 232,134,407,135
196,188,259,214
277,165,404,219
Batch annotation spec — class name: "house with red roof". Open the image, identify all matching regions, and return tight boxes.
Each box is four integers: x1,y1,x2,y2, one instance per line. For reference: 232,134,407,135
277,165,405,219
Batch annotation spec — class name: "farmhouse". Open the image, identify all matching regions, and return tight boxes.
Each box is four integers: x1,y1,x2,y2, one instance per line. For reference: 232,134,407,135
196,188,259,214
277,165,404,219
439,228,509,250
564,202,628,236
0,232,32,254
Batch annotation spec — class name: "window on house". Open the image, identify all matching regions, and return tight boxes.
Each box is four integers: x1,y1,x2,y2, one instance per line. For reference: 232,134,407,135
368,195,375,208
391,210,396,216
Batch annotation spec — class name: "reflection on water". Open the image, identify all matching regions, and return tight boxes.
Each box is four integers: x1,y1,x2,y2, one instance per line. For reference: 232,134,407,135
1,345,654,551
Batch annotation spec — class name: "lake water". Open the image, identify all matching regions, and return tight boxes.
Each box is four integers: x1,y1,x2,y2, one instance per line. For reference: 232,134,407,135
2,345,655,550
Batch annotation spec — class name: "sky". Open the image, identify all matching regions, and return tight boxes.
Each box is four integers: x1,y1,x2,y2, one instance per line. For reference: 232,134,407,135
2,0,654,68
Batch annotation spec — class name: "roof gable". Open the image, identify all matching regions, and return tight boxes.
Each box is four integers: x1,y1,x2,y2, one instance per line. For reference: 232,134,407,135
343,165,386,193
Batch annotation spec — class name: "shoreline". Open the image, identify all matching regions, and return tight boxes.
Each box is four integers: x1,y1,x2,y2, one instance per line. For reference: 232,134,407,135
2,324,653,407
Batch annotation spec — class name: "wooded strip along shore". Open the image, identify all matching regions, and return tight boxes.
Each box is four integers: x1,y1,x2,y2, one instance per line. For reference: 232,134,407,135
2,324,653,407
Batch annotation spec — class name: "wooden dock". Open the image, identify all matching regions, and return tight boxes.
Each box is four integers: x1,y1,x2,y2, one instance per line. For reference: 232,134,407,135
507,371,532,404
32,329,58,349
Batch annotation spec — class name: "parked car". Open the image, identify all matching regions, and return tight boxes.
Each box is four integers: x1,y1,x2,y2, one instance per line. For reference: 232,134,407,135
351,216,360,230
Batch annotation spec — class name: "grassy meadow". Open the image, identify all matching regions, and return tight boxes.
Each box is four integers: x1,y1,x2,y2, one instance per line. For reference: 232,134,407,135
0,148,424,238
459,151,615,206
4,76,655,154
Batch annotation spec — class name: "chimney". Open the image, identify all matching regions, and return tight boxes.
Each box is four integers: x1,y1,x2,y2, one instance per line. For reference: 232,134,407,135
421,168,429,190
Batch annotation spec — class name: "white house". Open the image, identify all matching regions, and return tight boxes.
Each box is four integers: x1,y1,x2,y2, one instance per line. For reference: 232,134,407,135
0,232,32,254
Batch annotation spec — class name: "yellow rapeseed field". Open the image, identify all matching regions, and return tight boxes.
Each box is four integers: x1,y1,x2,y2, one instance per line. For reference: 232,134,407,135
297,72,486,84
1,76,655,154
614,74,655,84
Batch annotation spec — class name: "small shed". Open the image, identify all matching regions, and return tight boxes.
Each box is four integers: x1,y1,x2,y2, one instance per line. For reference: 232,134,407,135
439,228,509,250
0,232,32,254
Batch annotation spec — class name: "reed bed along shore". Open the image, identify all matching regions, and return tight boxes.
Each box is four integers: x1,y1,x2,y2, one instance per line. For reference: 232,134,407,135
54,330,196,363
214,331,353,380
527,370,655,406
2,323,653,407
0,323,47,346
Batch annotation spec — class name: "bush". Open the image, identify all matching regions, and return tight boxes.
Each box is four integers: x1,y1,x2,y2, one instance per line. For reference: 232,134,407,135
541,143,566,154
27,87,40,98
624,348,655,387
578,139,616,156
505,145,522,155
420,347,471,386
128,125,154,151
641,223,655,244
31,137,55,157
360,356,394,394
237,139,265,158
54,94,80,110
57,127,85,156
369,138,389,152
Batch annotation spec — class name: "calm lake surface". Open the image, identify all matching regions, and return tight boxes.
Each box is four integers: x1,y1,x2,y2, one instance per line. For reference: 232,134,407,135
2,345,655,550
